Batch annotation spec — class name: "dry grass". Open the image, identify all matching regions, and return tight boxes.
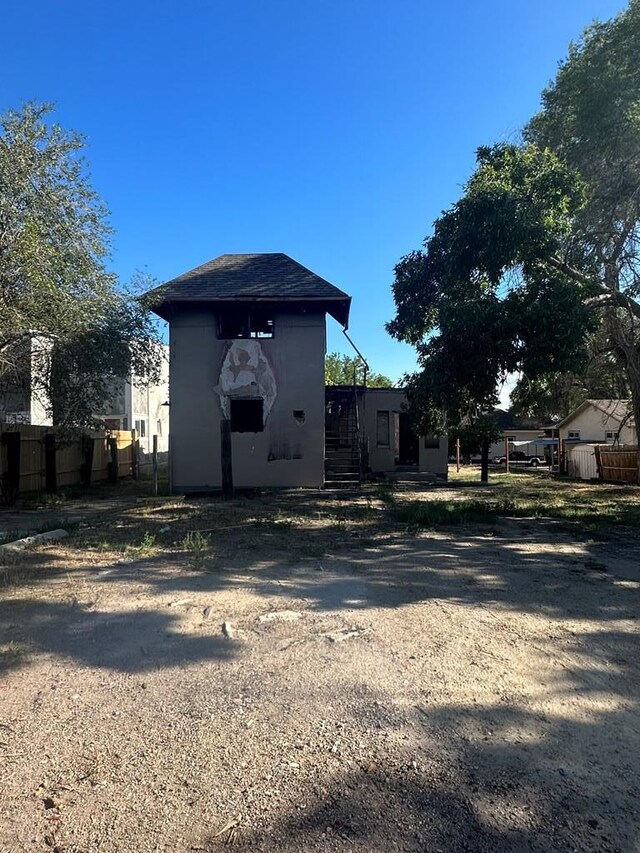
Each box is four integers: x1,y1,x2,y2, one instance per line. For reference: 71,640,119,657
2,470,638,585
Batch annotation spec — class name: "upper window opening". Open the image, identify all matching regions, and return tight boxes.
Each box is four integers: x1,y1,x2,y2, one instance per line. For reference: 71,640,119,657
218,308,274,339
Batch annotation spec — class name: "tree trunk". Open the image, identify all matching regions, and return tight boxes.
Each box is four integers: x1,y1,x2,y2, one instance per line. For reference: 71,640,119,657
627,365,640,485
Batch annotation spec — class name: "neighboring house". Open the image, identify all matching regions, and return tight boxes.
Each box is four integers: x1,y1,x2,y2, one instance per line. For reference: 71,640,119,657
0,336,170,454
94,346,170,455
488,429,548,461
146,252,446,493
556,399,635,445
485,410,547,461
0,335,52,426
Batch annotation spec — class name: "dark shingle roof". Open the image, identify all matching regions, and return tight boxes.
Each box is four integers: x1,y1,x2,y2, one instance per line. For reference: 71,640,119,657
145,253,351,326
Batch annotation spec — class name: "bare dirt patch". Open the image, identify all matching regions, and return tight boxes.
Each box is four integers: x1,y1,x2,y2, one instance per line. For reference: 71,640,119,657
1,480,639,851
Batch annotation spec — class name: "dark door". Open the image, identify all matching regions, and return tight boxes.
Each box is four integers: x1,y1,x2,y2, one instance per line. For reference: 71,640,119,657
397,412,419,465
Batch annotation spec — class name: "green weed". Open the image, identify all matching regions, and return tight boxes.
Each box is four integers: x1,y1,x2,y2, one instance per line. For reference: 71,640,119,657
180,530,211,566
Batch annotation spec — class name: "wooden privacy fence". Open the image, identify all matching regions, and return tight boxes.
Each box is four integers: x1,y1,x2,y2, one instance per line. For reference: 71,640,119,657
594,444,640,484
0,424,139,503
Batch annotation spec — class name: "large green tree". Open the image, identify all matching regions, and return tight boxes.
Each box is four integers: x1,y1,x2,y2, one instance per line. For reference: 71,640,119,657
325,352,393,387
0,102,161,428
389,1,640,444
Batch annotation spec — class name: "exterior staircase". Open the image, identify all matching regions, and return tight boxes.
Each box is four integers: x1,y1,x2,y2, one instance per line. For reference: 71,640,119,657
324,389,362,488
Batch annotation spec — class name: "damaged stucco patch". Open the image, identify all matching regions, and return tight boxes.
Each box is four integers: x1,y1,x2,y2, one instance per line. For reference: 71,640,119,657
215,340,277,423
268,436,303,461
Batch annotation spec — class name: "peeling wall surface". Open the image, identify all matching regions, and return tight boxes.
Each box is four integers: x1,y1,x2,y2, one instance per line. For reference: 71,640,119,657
169,308,325,491
215,340,277,422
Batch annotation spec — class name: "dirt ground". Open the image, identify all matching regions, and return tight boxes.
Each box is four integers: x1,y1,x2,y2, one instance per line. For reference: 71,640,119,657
1,481,639,852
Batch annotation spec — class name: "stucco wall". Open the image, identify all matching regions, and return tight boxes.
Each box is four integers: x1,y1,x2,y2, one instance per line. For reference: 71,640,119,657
559,405,635,444
169,308,325,491
359,388,448,478
418,436,449,478
362,389,406,473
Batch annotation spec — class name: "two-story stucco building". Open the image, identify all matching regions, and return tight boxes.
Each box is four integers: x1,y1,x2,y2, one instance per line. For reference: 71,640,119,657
147,253,351,491
147,252,447,492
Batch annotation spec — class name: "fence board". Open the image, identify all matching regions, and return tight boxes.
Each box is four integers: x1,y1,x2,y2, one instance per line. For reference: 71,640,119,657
597,444,639,484
0,424,139,499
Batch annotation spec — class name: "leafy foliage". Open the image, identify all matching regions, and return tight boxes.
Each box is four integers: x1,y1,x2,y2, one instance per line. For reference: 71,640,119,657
448,417,502,458
511,330,630,422
389,2,640,441
325,352,393,387
0,103,161,429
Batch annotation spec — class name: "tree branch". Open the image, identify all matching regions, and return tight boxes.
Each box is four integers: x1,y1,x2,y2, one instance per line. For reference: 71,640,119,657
584,290,640,319
547,255,593,285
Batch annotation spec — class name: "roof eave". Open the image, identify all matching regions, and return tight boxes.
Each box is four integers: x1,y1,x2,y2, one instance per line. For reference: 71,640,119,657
147,295,351,328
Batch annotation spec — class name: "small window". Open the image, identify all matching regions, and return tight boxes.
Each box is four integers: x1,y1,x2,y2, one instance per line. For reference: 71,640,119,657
230,399,264,432
376,411,390,447
567,430,580,440
218,308,274,339
293,410,305,424
423,437,440,449
135,419,146,437
605,430,616,442
157,419,162,437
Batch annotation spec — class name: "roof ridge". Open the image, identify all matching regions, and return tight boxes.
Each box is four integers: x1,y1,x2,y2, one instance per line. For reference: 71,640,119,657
145,252,351,327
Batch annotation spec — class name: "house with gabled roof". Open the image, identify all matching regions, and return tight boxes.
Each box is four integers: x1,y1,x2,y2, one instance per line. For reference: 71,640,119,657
146,252,448,492
146,253,352,491
556,399,635,445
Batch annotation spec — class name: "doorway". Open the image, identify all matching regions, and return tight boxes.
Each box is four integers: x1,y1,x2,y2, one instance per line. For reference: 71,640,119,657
397,412,419,465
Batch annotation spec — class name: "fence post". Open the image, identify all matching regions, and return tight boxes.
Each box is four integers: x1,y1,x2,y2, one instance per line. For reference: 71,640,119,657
152,434,158,497
593,445,603,480
108,436,118,483
80,435,95,486
1,431,21,504
44,433,57,493
480,435,489,483
131,429,138,480
221,418,233,499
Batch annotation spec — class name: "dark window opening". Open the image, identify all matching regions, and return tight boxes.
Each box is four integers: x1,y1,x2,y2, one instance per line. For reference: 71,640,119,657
218,308,274,339
251,309,274,338
424,437,440,449
230,398,264,432
293,409,305,424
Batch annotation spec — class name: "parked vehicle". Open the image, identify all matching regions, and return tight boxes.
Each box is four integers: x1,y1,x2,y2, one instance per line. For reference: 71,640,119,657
493,450,547,467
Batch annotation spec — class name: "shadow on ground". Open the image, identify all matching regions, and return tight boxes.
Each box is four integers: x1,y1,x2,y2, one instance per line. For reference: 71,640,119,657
1,490,638,852
0,598,236,675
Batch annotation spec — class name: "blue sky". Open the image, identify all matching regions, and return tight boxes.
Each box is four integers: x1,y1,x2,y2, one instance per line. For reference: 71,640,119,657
1,0,629,385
